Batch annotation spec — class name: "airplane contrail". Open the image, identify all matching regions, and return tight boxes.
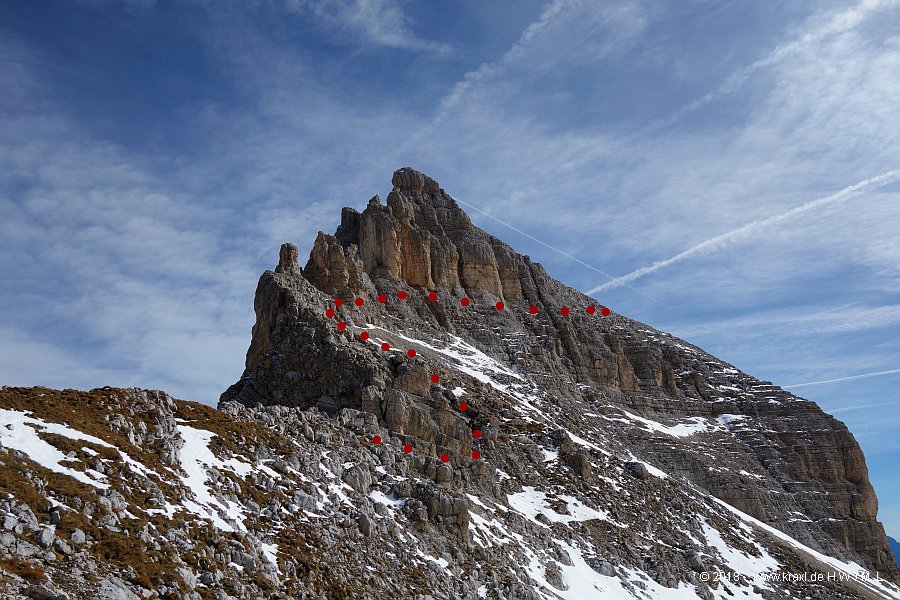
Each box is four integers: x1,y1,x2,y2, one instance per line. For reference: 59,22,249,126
455,197,662,304
784,367,900,389
586,169,900,295
828,399,900,414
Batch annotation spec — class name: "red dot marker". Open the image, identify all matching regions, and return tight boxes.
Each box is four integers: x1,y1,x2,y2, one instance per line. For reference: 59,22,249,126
403,444,412,453
398,291,407,300
458,402,469,412
381,342,390,351
337,321,347,331
496,301,504,310
378,294,387,303
428,292,437,302
334,298,344,307
529,305,538,314
586,305,596,315
325,308,335,318
355,297,364,306
440,453,449,463
461,297,470,307
473,429,482,439
372,435,381,445
431,374,440,383
360,331,369,341
407,349,416,358
601,307,611,316
472,450,481,460
560,306,569,316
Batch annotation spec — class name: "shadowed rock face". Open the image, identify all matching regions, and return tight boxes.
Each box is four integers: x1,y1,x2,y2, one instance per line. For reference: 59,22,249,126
221,167,900,580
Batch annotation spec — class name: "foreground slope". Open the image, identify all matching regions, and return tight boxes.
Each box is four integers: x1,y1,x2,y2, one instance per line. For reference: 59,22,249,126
1,385,898,599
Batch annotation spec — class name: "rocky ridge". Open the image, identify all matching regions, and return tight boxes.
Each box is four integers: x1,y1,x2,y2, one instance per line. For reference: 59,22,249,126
1,168,898,599
223,167,898,581
3,385,898,599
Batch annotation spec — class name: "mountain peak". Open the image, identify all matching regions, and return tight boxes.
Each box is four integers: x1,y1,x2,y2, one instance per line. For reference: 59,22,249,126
302,168,532,298
391,166,442,193
215,169,900,597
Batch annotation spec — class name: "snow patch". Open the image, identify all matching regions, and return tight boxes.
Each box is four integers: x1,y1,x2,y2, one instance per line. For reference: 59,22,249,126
700,519,778,597
709,496,900,599
507,486,608,526
566,430,609,455
176,424,252,532
369,490,405,513
619,410,720,438
466,493,490,509
260,541,280,572
468,511,513,546
367,327,522,391
0,409,112,489
555,538,703,599
716,414,747,429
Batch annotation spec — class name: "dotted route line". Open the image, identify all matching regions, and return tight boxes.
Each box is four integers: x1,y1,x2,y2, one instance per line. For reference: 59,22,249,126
324,290,613,463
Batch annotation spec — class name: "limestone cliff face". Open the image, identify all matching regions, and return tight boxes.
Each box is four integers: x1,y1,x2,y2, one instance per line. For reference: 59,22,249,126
303,167,528,299
221,167,899,580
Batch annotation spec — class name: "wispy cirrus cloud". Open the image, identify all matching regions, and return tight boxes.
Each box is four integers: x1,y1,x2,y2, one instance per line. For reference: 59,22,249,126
437,0,649,119
666,302,900,341
587,170,900,294
283,0,452,55
0,36,259,402
646,0,900,135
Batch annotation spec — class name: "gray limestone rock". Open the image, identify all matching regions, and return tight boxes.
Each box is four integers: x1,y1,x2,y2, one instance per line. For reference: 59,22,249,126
96,575,140,600
35,527,54,549
626,461,650,480
216,168,898,583
69,529,86,546
275,242,302,276
25,582,70,600
52,538,72,557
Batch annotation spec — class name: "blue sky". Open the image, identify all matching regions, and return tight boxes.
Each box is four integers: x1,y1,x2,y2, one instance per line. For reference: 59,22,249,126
2,0,899,539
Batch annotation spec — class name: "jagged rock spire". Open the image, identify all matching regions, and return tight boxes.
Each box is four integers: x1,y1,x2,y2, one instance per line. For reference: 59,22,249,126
391,166,442,193
302,167,539,299
275,242,301,276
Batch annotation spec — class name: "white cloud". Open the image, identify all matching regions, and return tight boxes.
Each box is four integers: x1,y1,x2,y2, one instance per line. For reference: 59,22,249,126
647,0,900,134
438,0,648,118
0,48,260,402
283,0,451,54
407,0,900,339
0,326,120,391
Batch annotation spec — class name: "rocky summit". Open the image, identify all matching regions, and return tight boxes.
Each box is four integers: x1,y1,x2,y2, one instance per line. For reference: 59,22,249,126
2,168,899,599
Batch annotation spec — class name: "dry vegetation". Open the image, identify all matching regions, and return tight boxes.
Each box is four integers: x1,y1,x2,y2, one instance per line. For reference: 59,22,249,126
0,556,45,583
